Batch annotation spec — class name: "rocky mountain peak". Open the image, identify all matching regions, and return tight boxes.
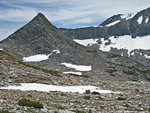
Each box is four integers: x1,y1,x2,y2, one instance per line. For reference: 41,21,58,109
29,12,53,27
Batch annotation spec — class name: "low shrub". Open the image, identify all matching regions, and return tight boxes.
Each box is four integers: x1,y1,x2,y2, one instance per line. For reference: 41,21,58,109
19,61,61,77
0,110,12,113
106,68,117,73
72,110,86,113
91,91,100,95
18,98,43,109
117,97,126,100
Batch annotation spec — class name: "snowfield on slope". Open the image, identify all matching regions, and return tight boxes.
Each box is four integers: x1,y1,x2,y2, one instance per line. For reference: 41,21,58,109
74,35,150,54
0,83,119,94
99,35,150,53
137,16,143,24
121,13,137,20
74,39,99,46
23,50,60,62
0,48,4,51
105,20,120,27
63,71,82,75
61,63,92,71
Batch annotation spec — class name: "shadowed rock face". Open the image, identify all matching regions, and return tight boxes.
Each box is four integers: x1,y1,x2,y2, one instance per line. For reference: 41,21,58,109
0,12,150,81
0,13,97,65
0,13,86,58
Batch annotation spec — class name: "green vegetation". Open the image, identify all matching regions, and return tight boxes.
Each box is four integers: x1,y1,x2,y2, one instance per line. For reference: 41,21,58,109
18,61,61,77
110,74,116,77
27,94,32,97
72,110,86,113
91,91,100,95
18,98,43,109
123,70,138,76
106,68,117,73
4,52,62,77
69,73,89,78
117,97,126,100
0,110,12,113
86,50,97,54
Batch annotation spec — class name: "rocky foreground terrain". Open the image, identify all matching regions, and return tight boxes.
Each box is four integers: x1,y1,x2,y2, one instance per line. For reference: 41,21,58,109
1,78,150,113
0,50,150,113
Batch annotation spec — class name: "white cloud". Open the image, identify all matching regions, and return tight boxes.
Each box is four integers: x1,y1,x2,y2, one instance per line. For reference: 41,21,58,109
71,18,93,24
0,0,150,40
1,0,150,23
0,8,38,22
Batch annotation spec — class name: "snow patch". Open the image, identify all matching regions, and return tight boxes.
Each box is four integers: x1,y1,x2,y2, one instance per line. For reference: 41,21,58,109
144,54,150,59
0,48,4,51
126,13,137,20
74,35,150,55
23,54,50,62
99,35,150,54
23,50,60,62
120,14,129,19
121,13,137,20
121,52,123,56
52,50,60,54
63,71,82,75
61,63,92,71
105,20,120,27
145,18,149,23
74,39,98,47
137,16,143,24
0,83,119,94
130,52,135,56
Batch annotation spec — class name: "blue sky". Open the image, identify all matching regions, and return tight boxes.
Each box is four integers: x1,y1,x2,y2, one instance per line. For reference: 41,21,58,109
1,0,150,41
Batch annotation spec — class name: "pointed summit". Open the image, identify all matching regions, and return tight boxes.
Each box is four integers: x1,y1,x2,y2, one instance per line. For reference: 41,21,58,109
0,11,82,58
37,12,45,17
30,12,53,26
34,12,47,20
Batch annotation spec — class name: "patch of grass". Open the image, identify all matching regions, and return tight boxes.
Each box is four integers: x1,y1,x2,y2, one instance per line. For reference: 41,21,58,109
69,74,89,78
18,98,43,109
86,50,97,54
0,110,12,113
123,70,138,76
140,70,150,74
110,74,116,77
18,61,61,77
106,68,117,73
91,91,100,95
117,97,126,100
27,94,32,97
72,110,86,113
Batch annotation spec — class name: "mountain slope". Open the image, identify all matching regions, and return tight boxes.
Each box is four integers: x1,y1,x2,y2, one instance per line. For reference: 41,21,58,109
0,13,150,81
60,7,150,69
0,13,86,58
0,13,105,77
0,49,54,86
